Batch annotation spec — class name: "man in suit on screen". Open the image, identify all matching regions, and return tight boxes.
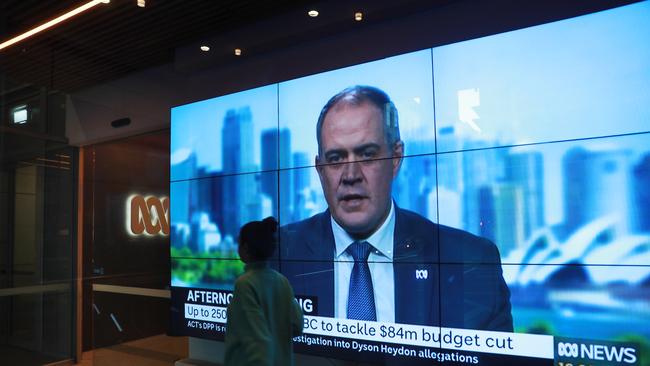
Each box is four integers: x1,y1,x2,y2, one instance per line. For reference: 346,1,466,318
280,85,513,331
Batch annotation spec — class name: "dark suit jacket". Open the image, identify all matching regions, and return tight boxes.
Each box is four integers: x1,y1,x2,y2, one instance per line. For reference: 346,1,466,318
279,206,513,332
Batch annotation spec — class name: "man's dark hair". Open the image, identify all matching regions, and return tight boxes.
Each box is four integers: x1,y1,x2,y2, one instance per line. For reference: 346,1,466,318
238,217,278,261
316,85,400,156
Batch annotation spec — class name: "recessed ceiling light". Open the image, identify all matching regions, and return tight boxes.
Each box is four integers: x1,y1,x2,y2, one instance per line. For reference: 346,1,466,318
355,12,363,21
200,45,210,52
234,48,242,56
137,0,145,7
308,10,319,17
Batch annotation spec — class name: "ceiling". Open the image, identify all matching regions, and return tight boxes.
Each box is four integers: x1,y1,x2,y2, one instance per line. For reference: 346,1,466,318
0,0,639,157
0,0,639,111
0,0,451,94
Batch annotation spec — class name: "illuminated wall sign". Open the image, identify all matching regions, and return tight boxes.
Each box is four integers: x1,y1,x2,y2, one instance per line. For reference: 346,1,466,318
12,105,28,124
126,195,170,236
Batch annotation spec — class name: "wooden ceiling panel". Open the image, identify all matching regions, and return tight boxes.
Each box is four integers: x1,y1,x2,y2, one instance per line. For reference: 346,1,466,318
0,0,322,92
1,0,639,95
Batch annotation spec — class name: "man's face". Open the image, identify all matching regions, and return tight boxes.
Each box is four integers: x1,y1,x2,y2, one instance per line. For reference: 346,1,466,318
316,101,403,239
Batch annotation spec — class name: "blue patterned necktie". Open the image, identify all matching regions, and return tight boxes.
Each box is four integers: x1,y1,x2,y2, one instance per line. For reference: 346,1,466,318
346,241,376,321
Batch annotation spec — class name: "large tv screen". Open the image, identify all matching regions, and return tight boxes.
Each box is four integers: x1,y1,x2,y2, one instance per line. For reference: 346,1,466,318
170,2,650,365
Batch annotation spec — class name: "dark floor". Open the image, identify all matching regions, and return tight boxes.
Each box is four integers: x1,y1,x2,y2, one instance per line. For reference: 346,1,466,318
0,334,188,366
79,334,188,366
0,344,61,365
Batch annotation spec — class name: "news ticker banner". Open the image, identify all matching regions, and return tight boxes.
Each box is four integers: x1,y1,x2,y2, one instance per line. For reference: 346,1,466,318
170,287,641,365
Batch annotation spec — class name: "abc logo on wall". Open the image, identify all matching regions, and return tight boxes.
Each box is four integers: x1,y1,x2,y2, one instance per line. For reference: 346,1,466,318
126,194,170,237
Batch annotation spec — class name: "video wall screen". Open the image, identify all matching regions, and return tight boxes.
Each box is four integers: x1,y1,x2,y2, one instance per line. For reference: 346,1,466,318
170,2,650,365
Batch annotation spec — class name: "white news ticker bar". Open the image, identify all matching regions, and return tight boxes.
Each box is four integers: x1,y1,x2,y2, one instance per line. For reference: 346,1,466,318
185,303,228,324
439,326,554,359
303,316,554,359
184,303,553,359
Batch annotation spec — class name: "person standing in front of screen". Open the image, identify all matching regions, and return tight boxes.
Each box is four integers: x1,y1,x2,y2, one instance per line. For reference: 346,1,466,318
281,85,513,331
225,217,304,366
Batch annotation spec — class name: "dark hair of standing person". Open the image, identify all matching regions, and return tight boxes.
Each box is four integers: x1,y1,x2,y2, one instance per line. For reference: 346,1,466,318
238,217,278,261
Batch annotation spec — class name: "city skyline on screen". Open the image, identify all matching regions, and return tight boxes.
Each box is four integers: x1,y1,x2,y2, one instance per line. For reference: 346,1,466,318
170,0,650,254
169,0,650,354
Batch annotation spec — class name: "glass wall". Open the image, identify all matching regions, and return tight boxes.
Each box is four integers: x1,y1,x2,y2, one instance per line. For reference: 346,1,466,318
0,72,75,364
81,130,188,365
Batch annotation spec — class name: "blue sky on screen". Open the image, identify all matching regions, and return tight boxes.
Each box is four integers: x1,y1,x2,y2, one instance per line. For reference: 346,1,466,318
171,85,278,174
433,1,650,225
432,1,650,143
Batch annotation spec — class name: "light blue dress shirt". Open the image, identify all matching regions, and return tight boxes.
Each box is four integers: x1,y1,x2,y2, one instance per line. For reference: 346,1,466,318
332,201,395,323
